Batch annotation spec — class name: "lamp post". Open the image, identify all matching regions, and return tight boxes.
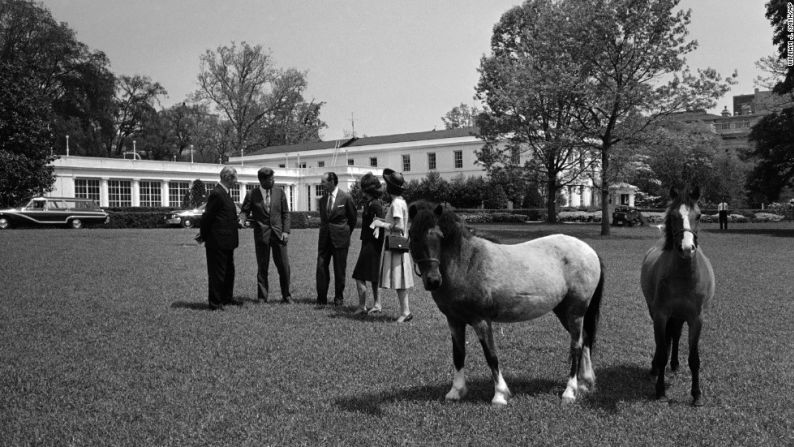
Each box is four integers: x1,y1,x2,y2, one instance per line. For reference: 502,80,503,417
66,134,69,157
190,144,194,164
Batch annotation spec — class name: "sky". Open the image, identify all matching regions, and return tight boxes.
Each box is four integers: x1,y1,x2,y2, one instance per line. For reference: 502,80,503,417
40,0,778,141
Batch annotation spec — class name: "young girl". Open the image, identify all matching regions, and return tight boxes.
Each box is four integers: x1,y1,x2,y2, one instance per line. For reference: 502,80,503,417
351,173,385,315
372,168,414,322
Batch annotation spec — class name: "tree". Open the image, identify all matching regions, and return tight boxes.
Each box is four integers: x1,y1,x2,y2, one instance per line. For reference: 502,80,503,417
113,75,167,156
766,0,794,95
565,0,735,235
483,183,508,209
745,107,794,205
442,103,481,129
447,175,485,208
409,171,451,203
476,0,601,223
194,42,326,159
187,180,207,208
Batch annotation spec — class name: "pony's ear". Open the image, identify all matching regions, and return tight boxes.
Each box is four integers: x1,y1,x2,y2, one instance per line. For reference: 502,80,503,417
434,204,444,216
669,186,679,200
408,203,417,220
689,185,701,201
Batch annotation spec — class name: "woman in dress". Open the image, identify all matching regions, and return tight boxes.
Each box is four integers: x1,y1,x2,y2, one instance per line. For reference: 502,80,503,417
372,168,414,323
352,173,385,315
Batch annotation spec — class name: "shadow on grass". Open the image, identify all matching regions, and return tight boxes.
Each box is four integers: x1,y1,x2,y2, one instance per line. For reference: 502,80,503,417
703,228,794,237
335,377,558,416
581,364,651,413
479,227,656,243
171,301,214,311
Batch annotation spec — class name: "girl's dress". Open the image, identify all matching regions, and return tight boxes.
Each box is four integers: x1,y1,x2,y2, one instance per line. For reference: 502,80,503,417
378,196,414,289
352,198,384,283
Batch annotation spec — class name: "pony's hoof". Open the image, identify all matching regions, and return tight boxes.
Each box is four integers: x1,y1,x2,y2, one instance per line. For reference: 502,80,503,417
491,395,509,406
692,396,704,407
656,395,669,403
444,387,467,401
561,395,576,405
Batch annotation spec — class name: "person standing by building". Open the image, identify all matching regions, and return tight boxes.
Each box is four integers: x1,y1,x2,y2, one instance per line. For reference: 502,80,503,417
240,167,292,303
351,173,385,315
372,168,414,323
316,172,358,306
718,199,729,230
196,166,241,311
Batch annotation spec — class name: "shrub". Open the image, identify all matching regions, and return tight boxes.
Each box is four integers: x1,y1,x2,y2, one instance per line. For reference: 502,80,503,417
490,213,528,223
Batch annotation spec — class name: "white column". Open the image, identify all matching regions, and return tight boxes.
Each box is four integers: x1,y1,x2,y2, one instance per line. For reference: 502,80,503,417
100,178,109,207
131,178,140,207
161,181,169,207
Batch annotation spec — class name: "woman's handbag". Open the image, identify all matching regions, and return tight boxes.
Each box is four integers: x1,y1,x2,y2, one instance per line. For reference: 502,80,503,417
386,235,409,252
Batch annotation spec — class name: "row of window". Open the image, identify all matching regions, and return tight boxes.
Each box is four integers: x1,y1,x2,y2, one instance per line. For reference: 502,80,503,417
403,151,463,172
277,151,465,172
74,178,295,208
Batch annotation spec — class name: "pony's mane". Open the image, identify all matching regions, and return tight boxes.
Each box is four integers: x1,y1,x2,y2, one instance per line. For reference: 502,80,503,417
409,200,485,246
662,189,698,250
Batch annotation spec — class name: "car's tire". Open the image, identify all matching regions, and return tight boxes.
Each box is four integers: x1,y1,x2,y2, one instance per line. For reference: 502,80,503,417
0,217,10,229
182,219,194,228
70,218,83,229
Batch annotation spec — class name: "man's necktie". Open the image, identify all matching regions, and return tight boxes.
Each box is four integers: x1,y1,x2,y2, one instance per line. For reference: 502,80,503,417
265,189,270,209
327,193,333,212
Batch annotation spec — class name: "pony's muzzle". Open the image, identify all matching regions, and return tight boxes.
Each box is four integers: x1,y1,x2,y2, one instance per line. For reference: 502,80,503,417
421,270,442,290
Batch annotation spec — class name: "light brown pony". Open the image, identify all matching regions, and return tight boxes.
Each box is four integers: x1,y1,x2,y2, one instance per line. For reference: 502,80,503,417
641,186,715,406
408,201,604,405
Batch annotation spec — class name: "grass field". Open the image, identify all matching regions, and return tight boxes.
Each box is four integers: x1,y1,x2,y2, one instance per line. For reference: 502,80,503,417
1,222,793,446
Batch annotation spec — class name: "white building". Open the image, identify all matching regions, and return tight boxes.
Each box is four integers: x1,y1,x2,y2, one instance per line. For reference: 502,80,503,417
48,127,602,211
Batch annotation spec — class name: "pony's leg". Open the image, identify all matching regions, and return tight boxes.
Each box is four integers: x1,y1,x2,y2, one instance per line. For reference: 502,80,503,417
688,316,704,406
445,319,468,401
471,320,511,405
652,314,670,401
668,318,685,372
578,345,595,394
562,315,584,404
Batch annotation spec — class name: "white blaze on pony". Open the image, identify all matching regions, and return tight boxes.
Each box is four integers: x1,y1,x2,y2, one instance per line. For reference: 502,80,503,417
409,201,604,406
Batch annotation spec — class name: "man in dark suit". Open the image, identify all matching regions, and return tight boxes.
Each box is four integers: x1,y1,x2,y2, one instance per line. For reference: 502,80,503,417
240,167,292,303
316,171,358,306
197,166,241,311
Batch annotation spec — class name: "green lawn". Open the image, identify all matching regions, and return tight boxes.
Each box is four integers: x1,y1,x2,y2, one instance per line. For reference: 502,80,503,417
1,222,793,446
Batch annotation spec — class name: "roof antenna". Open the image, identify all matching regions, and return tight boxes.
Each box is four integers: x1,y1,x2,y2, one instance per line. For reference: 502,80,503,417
351,112,356,138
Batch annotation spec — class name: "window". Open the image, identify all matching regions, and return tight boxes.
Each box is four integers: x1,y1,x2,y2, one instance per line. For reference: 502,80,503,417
315,184,326,197
307,184,312,211
108,180,132,207
318,161,325,167
229,184,241,203
139,181,161,207
427,152,436,170
511,147,521,165
454,150,463,169
169,181,190,207
402,154,411,172
369,157,378,167
75,178,100,201
348,159,354,166
278,164,286,168
288,185,294,210
298,162,307,168
246,184,257,194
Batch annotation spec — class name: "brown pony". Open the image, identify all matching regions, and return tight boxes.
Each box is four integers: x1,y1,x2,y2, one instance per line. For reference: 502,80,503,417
408,201,604,405
640,186,715,406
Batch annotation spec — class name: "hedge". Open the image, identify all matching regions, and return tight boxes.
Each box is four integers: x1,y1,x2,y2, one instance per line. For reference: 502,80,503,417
103,208,354,229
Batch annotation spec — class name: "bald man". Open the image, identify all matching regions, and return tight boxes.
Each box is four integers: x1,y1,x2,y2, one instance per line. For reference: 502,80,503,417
197,166,241,310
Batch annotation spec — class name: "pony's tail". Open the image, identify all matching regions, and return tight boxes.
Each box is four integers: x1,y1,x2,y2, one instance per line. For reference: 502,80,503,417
583,255,605,351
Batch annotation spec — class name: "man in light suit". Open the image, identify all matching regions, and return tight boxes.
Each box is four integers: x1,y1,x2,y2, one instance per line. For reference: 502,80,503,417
316,171,358,306
240,167,292,303
197,166,241,311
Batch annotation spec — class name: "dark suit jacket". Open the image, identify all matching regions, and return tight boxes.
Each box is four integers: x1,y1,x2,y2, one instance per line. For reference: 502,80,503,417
199,185,239,250
240,187,290,244
319,188,357,249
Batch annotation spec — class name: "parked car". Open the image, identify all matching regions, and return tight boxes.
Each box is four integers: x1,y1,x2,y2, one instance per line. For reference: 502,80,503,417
165,204,250,228
611,206,647,227
0,197,109,229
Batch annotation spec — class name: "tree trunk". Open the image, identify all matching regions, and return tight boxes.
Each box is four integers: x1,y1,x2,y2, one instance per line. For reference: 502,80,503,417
546,177,557,224
600,146,611,236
